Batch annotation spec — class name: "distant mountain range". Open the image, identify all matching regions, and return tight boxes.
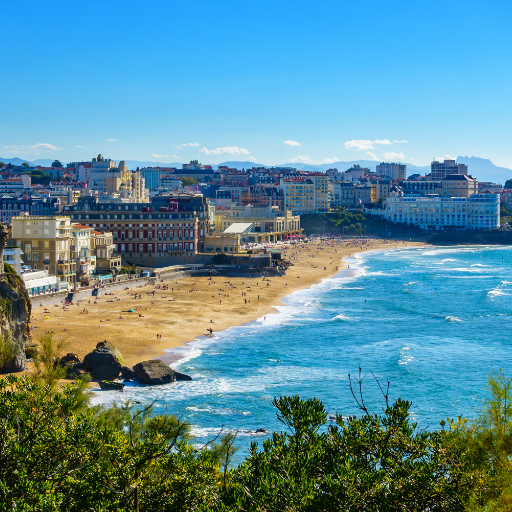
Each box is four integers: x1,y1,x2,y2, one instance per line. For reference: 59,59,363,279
1,156,510,184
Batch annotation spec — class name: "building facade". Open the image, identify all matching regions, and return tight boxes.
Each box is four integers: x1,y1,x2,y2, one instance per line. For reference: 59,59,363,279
430,159,468,180
370,192,500,230
441,175,478,198
11,216,75,283
65,193,209,266
376,162,407,180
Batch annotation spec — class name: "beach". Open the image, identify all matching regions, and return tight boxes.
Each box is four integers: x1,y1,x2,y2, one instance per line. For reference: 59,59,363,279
31,238,427,369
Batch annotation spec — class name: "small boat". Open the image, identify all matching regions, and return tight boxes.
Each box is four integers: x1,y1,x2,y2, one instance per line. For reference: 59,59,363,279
99,380,125,392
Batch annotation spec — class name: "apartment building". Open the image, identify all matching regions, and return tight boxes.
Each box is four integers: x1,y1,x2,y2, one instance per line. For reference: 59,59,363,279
279,173,329,214
310,174,330,212
93,230,121,274
139,168,162,190
376,162,407,180
441,175,478,198
329,182,355,208
400,180,442,196
11,216,75,283
430,159,468,180
70,224,96,279
371,190,500,230
241,185,284,210
354,184,376,206
65,193,209,265
0,196,60,224
280,178,315,214
372,179,393,203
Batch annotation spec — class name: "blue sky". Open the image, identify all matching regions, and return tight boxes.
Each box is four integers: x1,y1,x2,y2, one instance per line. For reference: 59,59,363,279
1,0,511,167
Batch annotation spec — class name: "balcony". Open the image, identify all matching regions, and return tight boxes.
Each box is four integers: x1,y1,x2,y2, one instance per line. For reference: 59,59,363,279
43,259,50,264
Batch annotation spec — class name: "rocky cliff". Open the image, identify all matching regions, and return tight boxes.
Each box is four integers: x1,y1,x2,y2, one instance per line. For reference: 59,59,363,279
0,228,31,372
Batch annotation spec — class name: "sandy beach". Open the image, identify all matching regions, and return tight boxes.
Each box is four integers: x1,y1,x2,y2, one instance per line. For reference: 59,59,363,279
31,238,427,369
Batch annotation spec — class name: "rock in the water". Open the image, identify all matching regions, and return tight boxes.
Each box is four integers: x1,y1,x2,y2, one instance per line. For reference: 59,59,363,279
133,359,192,385
120,366,135,380
82,341,124,381
175,371,193,381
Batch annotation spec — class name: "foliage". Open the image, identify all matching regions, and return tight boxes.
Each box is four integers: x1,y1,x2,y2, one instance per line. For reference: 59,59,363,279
300,211,421,236
181,177,197,186
0,334,16,371
0,375,222,511
21,162,30,168
3,364,512,510
213,253,228,264
449,370,512,511
51,160,63,168
30,170,52,185
227,382,469,511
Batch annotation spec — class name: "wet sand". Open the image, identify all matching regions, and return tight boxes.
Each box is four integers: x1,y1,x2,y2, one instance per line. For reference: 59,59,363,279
31,238,427,368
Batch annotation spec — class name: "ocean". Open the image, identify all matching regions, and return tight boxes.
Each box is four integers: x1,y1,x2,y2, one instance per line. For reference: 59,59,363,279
91,245,512,461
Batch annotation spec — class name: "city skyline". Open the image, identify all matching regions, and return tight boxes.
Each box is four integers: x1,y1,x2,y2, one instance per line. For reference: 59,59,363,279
1,0,511,168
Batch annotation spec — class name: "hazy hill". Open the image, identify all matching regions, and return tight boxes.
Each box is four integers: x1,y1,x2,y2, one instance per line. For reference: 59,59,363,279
0,157,35,166
0,155,510,184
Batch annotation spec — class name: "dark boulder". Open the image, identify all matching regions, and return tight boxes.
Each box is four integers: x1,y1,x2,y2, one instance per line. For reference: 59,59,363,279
58,353,82,367
120,366,136,380
133,359,192,385
99,380,125,392
54,353,83,378
82,341,124,381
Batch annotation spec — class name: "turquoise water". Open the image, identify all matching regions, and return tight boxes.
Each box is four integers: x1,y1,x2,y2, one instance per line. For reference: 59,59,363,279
92,245,512,460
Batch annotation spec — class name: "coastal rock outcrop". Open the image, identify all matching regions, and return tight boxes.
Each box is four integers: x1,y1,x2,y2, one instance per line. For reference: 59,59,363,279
132,359,192,385
82,341,124,381
0,227,31,372
54,353,82,378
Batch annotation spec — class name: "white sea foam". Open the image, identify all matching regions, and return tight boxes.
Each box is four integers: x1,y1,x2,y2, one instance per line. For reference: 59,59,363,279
186,406,251,416
488,288,506,298
445,316,463,322
399,345,414,365
332,314,351,321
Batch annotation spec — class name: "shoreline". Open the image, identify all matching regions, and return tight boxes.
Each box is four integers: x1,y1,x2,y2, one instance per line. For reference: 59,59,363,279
31,237,428,371
158,253,370,368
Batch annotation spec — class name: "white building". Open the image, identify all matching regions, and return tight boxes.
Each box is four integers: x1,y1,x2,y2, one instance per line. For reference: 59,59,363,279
369,189,500,230
3,246,24,275
376,162,407,180
22,270,65,295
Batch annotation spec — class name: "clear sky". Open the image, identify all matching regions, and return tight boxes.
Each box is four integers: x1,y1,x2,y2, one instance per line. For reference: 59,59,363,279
1,0,511,167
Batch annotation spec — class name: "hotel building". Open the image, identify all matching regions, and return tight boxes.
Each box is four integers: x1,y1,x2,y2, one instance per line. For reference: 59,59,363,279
370,188,500,230
65,193,209,266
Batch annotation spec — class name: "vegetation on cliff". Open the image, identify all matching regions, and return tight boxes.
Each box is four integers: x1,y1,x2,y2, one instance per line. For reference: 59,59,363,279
300,210,421,236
